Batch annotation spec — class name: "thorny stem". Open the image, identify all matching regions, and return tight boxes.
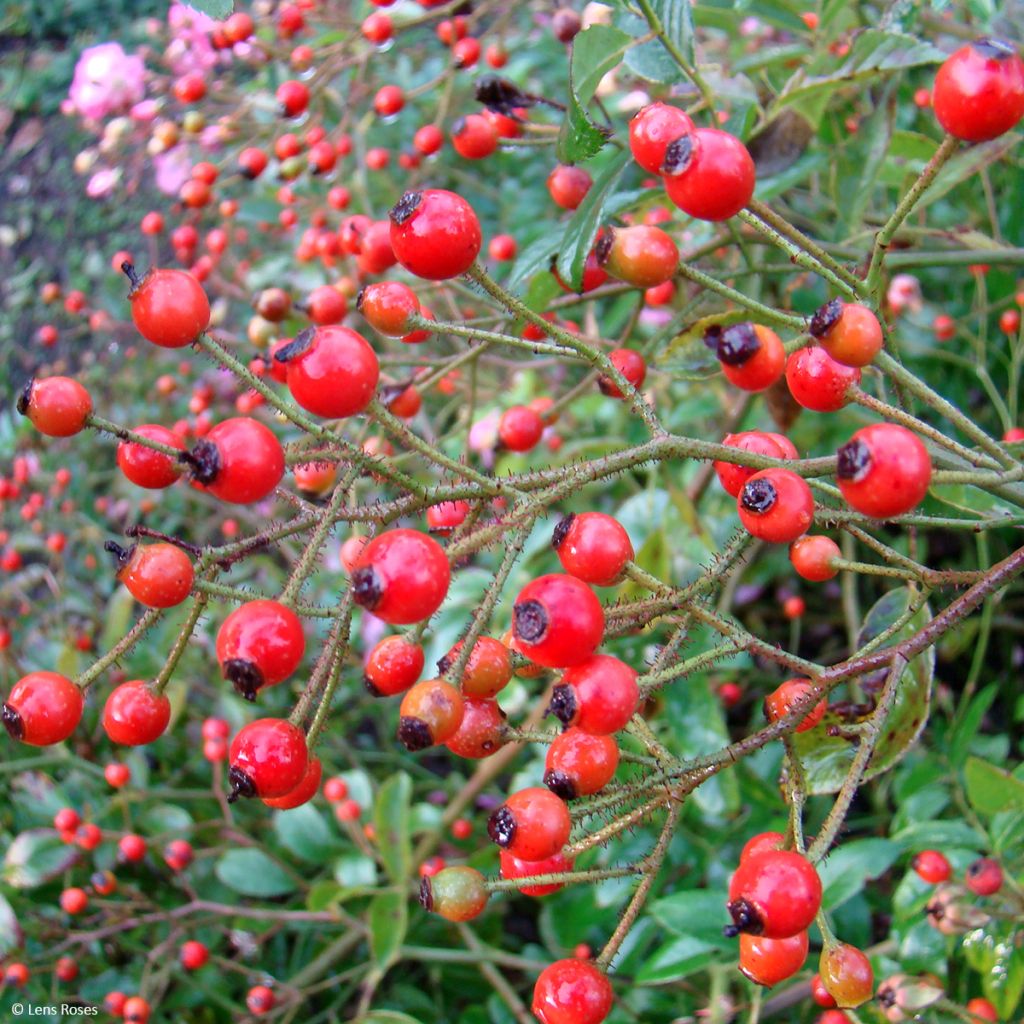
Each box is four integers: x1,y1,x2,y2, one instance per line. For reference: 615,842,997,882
807,655,907,862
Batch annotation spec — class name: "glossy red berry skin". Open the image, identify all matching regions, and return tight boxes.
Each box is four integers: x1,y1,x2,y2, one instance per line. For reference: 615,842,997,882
836,424,932,519
811,973,838,1007
965,997,999,1022
489,233,517,261
228,718,308,801
280,326,379,418
3,672,83,746
444,697,506,759
664,128,755,221
164,838,194,871
54,808,80,833
60,887,88,915
785,347,861,411
451,113,499,159
741,831,785,862
819,943,874,1008
738,469,815,543
351,529,450,624
419,865,488,921
247,985,275,1016
552,512,633,586
547,164,592,210
55,957,78,983
357,282,420,337
126,266,210,348
790,535,841,582
598,225,678,287
414,123,444,155
500,848,574,896
117,425,185,488
499,405,545,452
544,728,619,799
397,678,464,750
426,500,470,534
764,678,826,733
180,941,209,971
216,600,305,701
305,285,348,325
277,79,309,117
598,348,648,400
439,636,513,698
512,574,604,668
111,542,194,608
118,834,147,862
123,997,150,1024
532,959,613,1024
965,856,1003,896
103,680,171,745
714,323,785,392
239,147,268,179
488,787,571,862
364,635,425,697
714,431,793,498
389,189,482,280
912,849,952,884
810,300,883,368
549,654,639,733
629,102,695,174
727,850,822,938
263,755,323,809
933,39,1024,141
18,376,93,437
739,931,809,987
191,417,285,504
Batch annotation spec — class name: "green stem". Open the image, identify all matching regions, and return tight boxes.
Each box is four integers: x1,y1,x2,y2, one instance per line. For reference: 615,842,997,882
152,590,210,695
76,608,163,689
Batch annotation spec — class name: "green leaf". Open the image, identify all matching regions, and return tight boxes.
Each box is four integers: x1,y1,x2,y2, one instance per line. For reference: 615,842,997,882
3,830,80,888
358,1013,423,1024
0,893,22,956
555,150,630,291
184,0,233,18
656,311,746,378
818,838,901,909
369,892,407,969
99,587,137,654
214,849,297,898
649,889,730,939
964,757,1024,817
273,804,338,863
307,880,345,912
775,30,945,121
919,134,1022,209
651,0,695,66
891,819,986,851
950,686,999,768
557,26,630,163
334,852,378,889
634,935,727,983
507,236,559,294
836,83,896,237
374,772,413,884
793,588,934,794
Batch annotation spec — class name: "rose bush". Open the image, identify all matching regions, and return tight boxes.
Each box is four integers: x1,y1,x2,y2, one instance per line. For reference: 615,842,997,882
0,2,1023,1023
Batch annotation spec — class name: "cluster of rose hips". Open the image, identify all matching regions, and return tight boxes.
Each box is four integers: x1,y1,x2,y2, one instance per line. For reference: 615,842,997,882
8,6,1024,1021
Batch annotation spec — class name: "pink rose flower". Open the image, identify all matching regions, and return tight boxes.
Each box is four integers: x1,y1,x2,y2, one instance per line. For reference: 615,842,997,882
68,43,145,120
153,147,192,195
